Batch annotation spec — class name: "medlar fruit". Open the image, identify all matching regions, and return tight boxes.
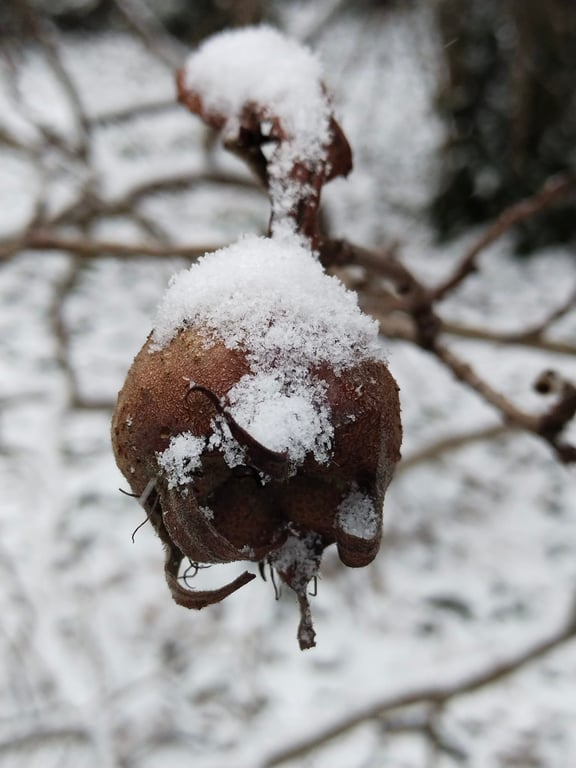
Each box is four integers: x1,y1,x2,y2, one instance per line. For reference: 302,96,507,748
112,236,402,649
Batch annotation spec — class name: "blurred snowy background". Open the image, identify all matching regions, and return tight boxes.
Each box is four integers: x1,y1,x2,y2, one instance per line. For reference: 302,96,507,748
1,1,576,766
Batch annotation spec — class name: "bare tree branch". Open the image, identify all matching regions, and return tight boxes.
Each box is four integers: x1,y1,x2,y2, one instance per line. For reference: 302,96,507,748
9,231,224,261
0,726,90,755
398,423,513,472
434,343,576,462
510,285,576,340
432,175,576,302
323,221,576,463
371,311,576,358
263,596,576,766
47,170,260,230
112,0,186,70
13,0,92,160
439,318,576,357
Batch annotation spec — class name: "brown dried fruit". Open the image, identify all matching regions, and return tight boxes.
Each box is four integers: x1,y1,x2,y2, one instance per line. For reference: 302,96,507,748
112,246,402,649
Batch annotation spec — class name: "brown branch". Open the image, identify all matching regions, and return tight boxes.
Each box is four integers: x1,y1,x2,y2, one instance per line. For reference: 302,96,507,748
14,0,91,160
0,124,31,151
373,312,576,357
433,344,536,428
0,35,68,156
48,170,259,229
263,597,576,766
324,232,576,462
88,98,179,128
434,343,576,463
48,255,82,406
70,395,116,411
398,424,514,473
321,239,440,348
439,319,576,357
0,168,259,263
432,174,576,301
512,286,576,340
120,169,260,208
2,231,225,261
112,0,186,70
0,726,90,755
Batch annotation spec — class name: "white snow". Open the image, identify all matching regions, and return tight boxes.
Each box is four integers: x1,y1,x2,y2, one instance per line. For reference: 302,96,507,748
156,431,205,488
182,25,330,160
151,235,381,465
207,413,247,468
226,372,333,464
270,532,321,593
200,506,214,521
151,235,380,364
336,489,379,539
182,26,332,236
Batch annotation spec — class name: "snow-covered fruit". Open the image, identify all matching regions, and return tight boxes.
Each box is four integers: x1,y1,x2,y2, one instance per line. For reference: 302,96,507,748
112,236,402,649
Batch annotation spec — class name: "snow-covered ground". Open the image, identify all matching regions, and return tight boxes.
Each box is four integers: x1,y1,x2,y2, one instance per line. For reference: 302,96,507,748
1,3,575,767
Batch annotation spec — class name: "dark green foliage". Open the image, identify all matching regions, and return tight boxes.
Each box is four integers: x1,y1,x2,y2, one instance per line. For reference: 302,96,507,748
432,0,576,253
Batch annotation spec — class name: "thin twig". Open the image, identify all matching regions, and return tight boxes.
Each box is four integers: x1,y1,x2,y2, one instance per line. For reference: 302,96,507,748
434,342,576,462
48,256,81,405
48,170,259,229
375,312,576,357
112,0,186,70
0,36,66,154
326,228,576,462
433,344,537,427
89,98,178,128
14,0,92,160
263,597,576,766
15,231,223,260
432,175,576,301
322,238,440,348
439,319,576,357
0,726,90,755
511,286,576,340
398,424,514,473
0,124,31,151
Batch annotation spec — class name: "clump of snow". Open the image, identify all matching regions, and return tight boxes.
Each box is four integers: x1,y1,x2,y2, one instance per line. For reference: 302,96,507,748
270,533,322,593
183,25,330,162
226,372,333,464
207,414,247,469
151,235,380,362
200,506,214,521
151,235,381,466
336,489,379,539
182,26,332,237
156,431,205,489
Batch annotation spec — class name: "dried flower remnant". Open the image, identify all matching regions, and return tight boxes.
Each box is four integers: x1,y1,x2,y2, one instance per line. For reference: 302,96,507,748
111,27,402,649
176,24,352,246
